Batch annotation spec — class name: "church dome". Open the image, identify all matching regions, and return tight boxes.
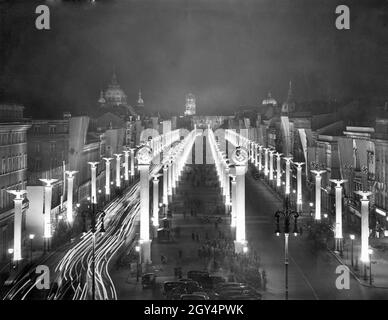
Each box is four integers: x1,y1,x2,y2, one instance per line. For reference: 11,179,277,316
104,72,127,106
262,92,277,106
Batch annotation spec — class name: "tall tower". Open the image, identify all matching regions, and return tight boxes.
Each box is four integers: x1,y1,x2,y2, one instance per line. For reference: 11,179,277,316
137,89,144,108
184,93,196,116
281,81,295,114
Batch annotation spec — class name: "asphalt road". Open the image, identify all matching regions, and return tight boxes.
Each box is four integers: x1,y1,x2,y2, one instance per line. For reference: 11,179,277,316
245,169,388,300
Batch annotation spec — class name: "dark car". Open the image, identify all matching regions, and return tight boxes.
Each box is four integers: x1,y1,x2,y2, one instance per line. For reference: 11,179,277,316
163,281,182,295
142,273,156,289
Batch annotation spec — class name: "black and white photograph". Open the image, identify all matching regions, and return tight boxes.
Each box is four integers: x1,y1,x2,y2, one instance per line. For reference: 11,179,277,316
0,0,388,309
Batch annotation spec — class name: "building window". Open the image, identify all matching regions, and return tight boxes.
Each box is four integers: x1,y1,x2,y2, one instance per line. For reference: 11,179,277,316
35,143,40,153
34,126,40,134
49,126,56,135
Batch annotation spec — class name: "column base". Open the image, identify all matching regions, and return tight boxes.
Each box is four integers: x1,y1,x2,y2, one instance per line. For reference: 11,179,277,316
234,240,248,254
140,240,152,264
335,238,343,254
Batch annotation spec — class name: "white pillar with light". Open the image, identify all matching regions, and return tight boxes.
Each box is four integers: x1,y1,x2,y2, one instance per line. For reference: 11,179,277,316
123,149,130,182
224,163,230,212
258,145,263,171
152,175,160,236
40,179,58,250
330,179,347,253
263,148,269,177
294,162,304,212
88,162,99,204
275,152,283,188
284,157,293,196
65,170,77,223
230,174,237,227
136,146,153,264
232,146,248,254
114,154,122,188
355,191,372,265
7,190,26,261
162,164,168,208
311,170,326,220
103,157,113,196
130,148,136,178
269,149,274,181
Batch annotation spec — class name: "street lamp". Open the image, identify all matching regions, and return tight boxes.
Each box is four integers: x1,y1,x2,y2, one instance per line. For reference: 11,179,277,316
29,234,35,263
275,198,299,300
368,249,373,285
8,248,14,271
135,244,141,282
350,234,355,267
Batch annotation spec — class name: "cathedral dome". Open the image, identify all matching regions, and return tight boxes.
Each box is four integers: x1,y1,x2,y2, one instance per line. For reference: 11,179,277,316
104,72,127,106
262,92,277,106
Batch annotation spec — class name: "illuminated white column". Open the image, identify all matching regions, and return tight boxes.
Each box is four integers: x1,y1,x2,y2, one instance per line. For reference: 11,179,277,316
114,154,122,188
88,162,99,204
311,170,326,220
123,150,130,182
254,144,259,166
163,164,168,206
167,159,173,196
224,165,230,211
137,146,153,264
7,190,26,261
65,171,77,223
258,145,263,171
130,148,135,178
103,157,113,195
275,152,282,187
356,191,372,264
330,179,347,252
263,148,269,176
40,179,58,241
230,175,237,227
152,176,159,231
232,147,248,254
294,162,304,212
269,150,274,181
284,157,293,196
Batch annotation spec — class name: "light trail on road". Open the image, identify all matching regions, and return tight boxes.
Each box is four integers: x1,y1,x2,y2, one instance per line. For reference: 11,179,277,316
54,163,164,300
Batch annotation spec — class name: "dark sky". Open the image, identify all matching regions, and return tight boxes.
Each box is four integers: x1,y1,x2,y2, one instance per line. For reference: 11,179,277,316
0,0,387,118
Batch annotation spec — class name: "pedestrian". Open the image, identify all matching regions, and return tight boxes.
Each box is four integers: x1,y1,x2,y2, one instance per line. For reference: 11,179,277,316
215,221,218,229
178,250,183,259
192,232,195,241
205,232,209,240
196,234,199,242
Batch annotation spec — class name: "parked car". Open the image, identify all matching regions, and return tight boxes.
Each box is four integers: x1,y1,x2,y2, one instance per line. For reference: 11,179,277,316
180,294,208,300
163,281,182,295
142,273,156,289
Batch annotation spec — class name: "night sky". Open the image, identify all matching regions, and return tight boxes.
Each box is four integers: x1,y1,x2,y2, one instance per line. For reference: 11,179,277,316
0,0,387,118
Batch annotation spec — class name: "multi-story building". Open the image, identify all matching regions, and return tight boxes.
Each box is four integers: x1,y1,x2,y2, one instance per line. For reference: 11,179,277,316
27,117,69,209
0,104,30,261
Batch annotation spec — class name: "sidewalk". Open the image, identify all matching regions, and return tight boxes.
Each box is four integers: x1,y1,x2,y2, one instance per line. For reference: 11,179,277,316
328,236,388,289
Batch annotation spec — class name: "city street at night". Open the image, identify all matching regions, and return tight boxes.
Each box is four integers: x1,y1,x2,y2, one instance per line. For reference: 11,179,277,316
0,0,388,314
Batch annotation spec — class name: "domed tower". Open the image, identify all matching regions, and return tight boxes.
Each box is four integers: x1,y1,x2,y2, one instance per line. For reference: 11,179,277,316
184,93,196,116
262,92,277,107
103,71,128,107
281,81,296,114
135,89,145,115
